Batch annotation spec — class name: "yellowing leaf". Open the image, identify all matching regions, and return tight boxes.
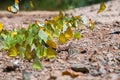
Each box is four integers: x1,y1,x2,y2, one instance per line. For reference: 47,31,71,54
64,26,73,39
46,47,56,59
8,47,18,57
58,33,67,44
74,30,82,39
0,22,3,32
46,40,56,49
89,19,95,30
97,2,106,14
33,58,42,70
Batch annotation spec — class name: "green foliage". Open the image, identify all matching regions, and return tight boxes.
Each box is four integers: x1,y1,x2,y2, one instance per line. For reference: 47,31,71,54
0,11,94,70
0,0,109,10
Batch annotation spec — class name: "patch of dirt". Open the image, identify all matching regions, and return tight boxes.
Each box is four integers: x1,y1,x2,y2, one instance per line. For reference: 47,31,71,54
0,0,120,80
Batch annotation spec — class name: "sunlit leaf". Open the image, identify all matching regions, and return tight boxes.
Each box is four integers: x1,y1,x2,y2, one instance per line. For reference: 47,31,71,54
46,47,56,59
33,58,42,70
64,26,73,39
8,46,18,57
0,22,3,32
46,40,56,49
74,30,82,39
58,33,67,44
97,2,106,14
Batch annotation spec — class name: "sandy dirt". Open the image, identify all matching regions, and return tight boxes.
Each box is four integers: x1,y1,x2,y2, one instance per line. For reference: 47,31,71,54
0,0,120,80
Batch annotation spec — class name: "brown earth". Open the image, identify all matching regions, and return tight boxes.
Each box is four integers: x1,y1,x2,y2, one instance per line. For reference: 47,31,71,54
0,0,120,80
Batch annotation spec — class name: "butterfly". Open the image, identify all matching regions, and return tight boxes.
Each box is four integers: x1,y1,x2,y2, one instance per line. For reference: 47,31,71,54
97,2,106,14
7,3,19,14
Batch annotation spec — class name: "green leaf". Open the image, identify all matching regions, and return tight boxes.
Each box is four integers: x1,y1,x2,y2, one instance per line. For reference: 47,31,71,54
33,58,42,70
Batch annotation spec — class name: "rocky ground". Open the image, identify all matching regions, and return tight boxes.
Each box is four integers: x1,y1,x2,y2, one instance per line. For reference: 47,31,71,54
0,0,120,80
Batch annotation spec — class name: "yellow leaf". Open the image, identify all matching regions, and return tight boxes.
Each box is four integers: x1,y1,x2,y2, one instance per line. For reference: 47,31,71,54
64,26,73,39
0,22,3,32
58,33,67,44
97,2,106,14
8,47,18,57
46,40,56,49
46,47,56,59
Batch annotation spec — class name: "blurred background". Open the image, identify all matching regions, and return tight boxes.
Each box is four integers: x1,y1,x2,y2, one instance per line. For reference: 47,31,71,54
0,0,109,11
